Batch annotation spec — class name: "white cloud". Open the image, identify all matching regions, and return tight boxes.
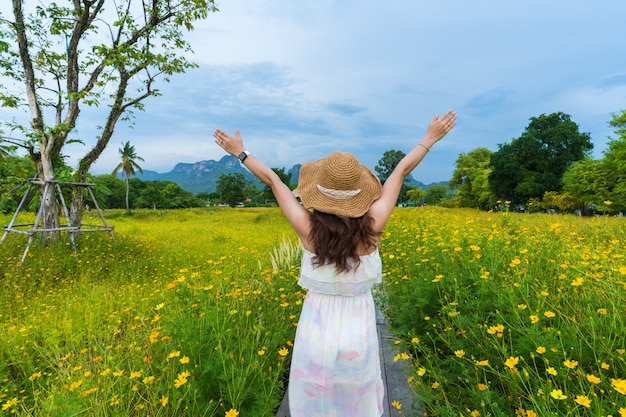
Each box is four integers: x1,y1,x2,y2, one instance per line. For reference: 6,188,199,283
2,0,626,184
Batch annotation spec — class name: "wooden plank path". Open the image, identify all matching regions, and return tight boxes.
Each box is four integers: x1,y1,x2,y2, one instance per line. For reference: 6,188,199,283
276,305,418,416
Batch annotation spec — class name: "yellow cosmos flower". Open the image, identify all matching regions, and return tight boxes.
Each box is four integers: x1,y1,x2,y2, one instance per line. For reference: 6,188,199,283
225,409,239,417
278,347,289,357
471,411,480,417
611,378,626,395
180,356,190,364
431,381,440,389
167,351,181,359
550,389,567,400
504,356,519,369
536,346,546,354
574,395,591,408
571,277,584,286
563,359,579,369
29,372,42,381
159,396,169,407
601,362,610,370
475,360,489,366
619,406,626,417
477,383,488,391
417,367,427,376
455,350,465,358
544,311,556,318
391,400,402,410
547,367,558,376
586,374,601,384
411,337,420,344
530,315,540,324
487,324,505,334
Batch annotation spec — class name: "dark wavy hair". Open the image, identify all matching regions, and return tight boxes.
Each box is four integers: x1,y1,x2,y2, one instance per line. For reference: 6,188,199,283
309,210,380,273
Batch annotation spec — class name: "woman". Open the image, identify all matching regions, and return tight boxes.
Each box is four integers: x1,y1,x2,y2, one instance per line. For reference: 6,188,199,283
213,110,457,416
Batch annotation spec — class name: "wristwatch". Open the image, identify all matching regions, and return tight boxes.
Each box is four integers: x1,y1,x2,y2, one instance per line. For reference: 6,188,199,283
237,151,250,163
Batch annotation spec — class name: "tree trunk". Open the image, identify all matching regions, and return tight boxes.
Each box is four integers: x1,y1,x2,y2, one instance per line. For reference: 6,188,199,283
35,153,60,242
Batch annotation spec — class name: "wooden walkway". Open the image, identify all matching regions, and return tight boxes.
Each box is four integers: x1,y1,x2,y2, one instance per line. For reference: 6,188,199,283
276,306,418,416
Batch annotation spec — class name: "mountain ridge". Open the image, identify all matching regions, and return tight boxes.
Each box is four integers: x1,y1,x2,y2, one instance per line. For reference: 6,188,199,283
132,156,446,194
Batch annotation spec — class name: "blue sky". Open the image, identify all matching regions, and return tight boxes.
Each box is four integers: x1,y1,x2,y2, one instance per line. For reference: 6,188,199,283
3,1,626,184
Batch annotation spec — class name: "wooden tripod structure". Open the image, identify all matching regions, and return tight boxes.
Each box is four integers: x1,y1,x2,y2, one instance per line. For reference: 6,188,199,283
1,179,114,265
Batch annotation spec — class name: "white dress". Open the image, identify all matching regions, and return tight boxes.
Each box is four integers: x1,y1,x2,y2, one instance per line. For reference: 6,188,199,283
288,248,384,417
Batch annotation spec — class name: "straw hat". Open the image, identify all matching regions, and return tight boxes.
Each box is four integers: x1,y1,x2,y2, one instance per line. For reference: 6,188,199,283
296,151,382,218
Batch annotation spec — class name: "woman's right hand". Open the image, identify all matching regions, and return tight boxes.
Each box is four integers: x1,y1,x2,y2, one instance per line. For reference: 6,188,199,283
422,110,457,148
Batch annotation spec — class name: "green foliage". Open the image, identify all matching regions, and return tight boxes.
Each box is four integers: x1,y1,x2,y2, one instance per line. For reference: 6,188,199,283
425,184,449,206
449,147,495,210
0,155,36,212
489,113,593,205
406,187,426,205
539,191,577,212
217,173,253,207
562,109,626,214
259,168,293,205
379,208,626,416
375,149,406,182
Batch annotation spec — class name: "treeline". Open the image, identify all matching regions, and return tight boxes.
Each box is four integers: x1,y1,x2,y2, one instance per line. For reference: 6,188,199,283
410,111,626,215
0,158,291,212
2,110,625,215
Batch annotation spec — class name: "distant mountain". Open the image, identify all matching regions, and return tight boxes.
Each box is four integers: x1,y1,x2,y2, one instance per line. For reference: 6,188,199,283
132,155,263,194
130,157,447,194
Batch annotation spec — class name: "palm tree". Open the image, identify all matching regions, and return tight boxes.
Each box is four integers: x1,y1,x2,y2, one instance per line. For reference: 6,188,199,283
112,141,144,213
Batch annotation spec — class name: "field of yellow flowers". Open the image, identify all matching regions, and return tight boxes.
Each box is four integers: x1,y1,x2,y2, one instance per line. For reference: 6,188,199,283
0,208,302,416
1,207,624,416
379,207,626,416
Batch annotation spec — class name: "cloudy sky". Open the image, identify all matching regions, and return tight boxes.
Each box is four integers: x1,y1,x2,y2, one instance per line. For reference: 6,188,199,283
3,1,626,184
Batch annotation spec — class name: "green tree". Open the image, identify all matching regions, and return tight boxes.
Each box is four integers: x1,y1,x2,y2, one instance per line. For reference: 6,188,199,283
540,191,577,213
562,110,626,214
112,141,144,213
425,184,448,206
260,168,292,205
375,150,405,182
217,173,251,208
449,147,495,209
0,154,36,212
92,174,126,209
406,187,426,206
0,0,217,237
562,158,610,214
604,110,626,211
489,112,593,205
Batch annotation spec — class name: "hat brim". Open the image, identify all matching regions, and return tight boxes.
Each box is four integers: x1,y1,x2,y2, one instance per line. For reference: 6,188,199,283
296,157,382,218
